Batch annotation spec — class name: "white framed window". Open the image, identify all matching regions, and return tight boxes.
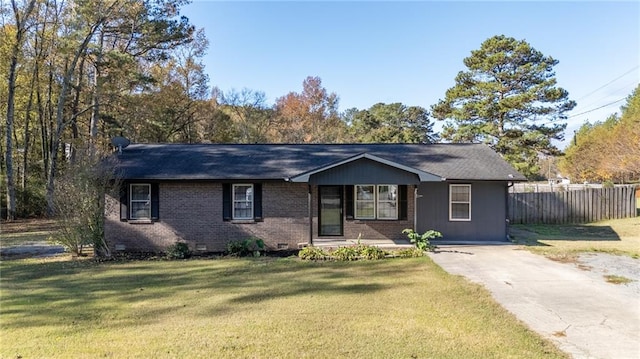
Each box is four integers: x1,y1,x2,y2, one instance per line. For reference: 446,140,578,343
130,184,151,220
355,184,398,220
355,185,375,219
377,185,398,219
232,184,253,220
449,184,471,221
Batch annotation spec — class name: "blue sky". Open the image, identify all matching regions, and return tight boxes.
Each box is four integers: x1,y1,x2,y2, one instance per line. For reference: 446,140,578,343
181,1,640,149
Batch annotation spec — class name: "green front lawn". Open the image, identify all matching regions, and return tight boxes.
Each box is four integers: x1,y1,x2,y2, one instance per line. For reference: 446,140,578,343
1,257,566,358
511,217,640,258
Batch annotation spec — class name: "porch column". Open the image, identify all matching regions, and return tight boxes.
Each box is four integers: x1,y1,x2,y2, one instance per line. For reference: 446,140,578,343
414,186,418,230
308,184,313,246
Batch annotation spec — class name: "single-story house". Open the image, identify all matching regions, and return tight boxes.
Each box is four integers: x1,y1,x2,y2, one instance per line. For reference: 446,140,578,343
105,143,527,253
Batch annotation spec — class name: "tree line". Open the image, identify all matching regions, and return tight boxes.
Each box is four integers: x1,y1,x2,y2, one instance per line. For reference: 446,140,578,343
1,0,198,219
2,1,633,221
559,85,640,184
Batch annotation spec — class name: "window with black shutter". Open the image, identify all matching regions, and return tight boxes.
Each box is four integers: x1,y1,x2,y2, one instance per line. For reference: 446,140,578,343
398,185,408,220
223,183,262,221
344,185,354,220
120,183,128,221
121,182,159,221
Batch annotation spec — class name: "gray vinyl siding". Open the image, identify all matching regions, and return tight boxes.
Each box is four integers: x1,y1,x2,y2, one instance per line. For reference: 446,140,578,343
309,158,420,185
416,181,508,241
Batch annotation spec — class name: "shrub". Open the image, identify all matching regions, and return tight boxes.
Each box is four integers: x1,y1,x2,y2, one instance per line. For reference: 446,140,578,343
331,246,359,261
166,242,192,259
52,150,120,257
395,248,426,258
356,244,388,260
226,237,265,257
298,246,330,260
602,180,615,188
16,186,46,217
402,228,442,252
299,243,409,261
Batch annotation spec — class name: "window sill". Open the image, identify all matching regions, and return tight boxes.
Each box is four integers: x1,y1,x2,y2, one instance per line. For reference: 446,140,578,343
128,219,154,224
352,218,400,222
230,219,256,224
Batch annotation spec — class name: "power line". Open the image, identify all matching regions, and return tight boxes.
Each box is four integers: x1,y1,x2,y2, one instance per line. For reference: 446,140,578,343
567,97,627,119
574,65,639,102
587,80,637,104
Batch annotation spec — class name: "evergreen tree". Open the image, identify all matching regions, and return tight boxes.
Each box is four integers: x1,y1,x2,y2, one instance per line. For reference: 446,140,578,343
349,103,437,144
431,35,576,178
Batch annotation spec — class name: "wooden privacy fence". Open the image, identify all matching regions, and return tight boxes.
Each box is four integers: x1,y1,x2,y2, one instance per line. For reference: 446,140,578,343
508,186,638,224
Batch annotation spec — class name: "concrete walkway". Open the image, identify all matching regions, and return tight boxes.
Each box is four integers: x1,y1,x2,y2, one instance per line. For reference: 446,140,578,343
428,245,640,359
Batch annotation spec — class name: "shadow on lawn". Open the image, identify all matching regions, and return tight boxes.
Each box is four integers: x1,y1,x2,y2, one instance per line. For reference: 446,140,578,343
510,224,621,247
1,258,415,331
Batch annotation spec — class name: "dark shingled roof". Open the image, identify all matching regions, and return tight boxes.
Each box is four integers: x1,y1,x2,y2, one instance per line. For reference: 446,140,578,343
113,143,527,182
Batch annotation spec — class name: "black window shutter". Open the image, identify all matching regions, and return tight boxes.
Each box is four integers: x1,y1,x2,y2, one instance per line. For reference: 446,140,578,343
222,183,231,221
253,183,262,220
399,185,408,220
120,183,128,221
345,185,354,220
151,183,160,220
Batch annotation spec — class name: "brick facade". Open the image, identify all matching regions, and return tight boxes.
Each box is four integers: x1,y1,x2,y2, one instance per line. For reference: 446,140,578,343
105,182,416,253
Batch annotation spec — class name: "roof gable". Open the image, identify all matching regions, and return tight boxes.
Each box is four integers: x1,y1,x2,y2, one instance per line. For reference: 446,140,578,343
288,153,442,183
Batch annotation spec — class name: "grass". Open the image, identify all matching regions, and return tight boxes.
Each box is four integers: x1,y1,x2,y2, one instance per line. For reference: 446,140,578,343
511,217,640,258
0,229,54,246
0,219,58,247
603,274,634,285
0,256,567,358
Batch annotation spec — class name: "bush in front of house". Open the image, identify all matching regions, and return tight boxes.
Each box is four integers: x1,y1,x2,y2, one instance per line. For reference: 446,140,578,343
165,242,192,259
395,248,426,258
298,243,389,261
226,237,265,257
331,246,360,261
355,243,388,260
298,246,330,260
402,228,442,252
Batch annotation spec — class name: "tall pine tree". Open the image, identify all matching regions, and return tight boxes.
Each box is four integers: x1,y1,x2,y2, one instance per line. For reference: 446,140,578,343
431,35,576,179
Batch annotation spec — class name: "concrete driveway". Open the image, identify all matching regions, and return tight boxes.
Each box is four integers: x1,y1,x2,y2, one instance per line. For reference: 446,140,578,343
428,245,640,359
